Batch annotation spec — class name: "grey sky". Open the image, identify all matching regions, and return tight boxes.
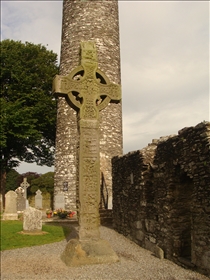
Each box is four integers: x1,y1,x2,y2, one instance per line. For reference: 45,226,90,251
1,1,209,174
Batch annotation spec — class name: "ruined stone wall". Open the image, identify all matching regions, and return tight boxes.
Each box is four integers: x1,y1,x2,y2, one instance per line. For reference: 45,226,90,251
54,0,122,211
112,121,210,277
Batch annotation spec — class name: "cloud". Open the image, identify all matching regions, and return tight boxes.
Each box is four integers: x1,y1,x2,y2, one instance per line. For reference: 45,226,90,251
119,1,209,153
1,1,63,61
123,92,208,153
15,162,54,175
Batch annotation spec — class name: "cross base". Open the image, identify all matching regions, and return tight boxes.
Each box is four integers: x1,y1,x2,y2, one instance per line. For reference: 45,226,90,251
61,238,119,266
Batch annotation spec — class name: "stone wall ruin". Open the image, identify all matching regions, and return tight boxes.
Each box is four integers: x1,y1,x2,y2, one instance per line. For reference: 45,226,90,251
112,121,210,277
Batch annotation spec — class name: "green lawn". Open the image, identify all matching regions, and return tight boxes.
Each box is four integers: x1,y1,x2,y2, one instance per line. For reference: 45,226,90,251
1,220,71,251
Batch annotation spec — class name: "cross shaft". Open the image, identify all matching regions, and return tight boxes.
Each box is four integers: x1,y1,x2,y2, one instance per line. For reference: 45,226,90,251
52,41,121,241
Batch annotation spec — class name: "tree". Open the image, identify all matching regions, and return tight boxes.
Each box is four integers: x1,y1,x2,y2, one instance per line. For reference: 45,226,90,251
30,172,54,195
5,169,20,192
0,39,59,205
30,172,54,208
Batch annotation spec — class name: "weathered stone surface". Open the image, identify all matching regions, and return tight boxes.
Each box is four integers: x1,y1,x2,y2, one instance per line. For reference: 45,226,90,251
61,239,119,267
23,207,42,232
112,121,210,277
54,0,122,211
136,230,144,241
54,193,65,210
54,41,120,265
20,178,30,200
145,240,164,259
3,191,18,220
16,193,26,212
35,189,42,209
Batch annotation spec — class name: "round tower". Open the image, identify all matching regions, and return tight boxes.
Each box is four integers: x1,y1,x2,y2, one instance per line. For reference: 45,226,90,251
54,0,122,210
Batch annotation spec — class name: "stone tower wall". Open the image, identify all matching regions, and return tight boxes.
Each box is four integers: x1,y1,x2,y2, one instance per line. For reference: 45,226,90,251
112,121,210,277
54,0,122,211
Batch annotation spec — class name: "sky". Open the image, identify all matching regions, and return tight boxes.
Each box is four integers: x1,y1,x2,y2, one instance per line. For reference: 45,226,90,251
1,1,209,174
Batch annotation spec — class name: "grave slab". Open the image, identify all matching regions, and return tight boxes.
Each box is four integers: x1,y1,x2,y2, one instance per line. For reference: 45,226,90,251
3,191,18,220
35,189,43,209
54,193,65,210
23,207,42,232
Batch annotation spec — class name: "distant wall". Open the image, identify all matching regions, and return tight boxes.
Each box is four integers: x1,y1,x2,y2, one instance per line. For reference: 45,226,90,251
112,121,210,277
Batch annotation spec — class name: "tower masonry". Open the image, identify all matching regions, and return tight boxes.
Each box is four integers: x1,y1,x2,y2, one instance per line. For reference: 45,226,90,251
54,0,123,211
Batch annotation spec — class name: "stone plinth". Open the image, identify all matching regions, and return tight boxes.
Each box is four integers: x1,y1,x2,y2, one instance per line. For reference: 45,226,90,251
3,213,18,220
61,239,119,266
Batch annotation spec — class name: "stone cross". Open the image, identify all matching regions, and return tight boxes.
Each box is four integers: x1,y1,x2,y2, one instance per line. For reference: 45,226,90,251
20,178,30,200
52,41,121,242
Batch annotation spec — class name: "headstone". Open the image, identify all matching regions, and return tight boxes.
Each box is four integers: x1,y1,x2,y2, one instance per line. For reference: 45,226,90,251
20,178,30,200
26,199,29,209
16,188,26,212
15,186,24,196
53,41,120,265
54,193,65,210
35,189,43,209
23,207,42,232
3,191,18,220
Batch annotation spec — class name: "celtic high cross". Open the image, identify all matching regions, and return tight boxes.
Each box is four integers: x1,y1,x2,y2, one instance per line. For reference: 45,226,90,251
52,41,121,242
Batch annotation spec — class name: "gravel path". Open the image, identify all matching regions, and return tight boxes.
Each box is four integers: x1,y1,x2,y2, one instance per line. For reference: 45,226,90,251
1,225,209,280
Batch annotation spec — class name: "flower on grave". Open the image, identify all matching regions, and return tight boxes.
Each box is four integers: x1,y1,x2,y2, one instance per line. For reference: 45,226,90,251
53,210,58,216
46,209,52,215
69,210,76,216
57,208,68,218
56,208,67,214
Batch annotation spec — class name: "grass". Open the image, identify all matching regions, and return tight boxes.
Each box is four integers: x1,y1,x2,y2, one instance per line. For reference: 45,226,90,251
1,220,71,251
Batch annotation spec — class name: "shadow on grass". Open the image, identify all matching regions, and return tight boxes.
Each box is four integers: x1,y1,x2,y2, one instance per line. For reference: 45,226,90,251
49,221,79,242
65,221,114,242
49,219,114,243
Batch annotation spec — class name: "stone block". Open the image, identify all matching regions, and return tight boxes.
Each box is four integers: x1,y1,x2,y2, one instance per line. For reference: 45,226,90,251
145,239,164,259
145,219,156,233
3,213,18,220
136,230,144,241
134,220,143,229
201,251,210,276
61,239,119,266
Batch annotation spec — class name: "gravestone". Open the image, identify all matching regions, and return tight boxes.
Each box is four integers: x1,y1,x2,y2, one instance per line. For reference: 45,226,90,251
20,178,30,200
54,193,65,210
15,186,24,196
3,191,18,220
15,187,26,212
35,189,43,209
53,41,120,266
23,207,42,232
